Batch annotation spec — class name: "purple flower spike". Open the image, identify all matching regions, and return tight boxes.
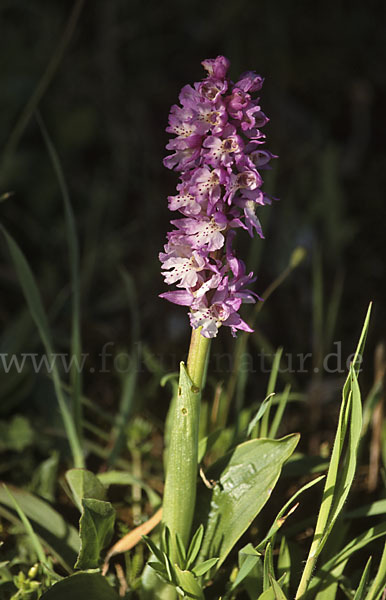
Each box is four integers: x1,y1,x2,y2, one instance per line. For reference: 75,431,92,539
160,56,277,338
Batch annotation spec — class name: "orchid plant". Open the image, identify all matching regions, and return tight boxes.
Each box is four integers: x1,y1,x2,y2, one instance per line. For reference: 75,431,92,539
0,56,384,600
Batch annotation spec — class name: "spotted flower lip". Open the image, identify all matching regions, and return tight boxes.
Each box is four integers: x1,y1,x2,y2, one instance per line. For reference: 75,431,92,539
160,56,277,338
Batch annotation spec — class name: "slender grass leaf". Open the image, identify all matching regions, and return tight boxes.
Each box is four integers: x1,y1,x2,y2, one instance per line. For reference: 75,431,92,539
307,522,386,597
269,384,291,439
3,484,46,565
295,306,371,600
37,112,83,443
362,539,386,600
352,556,372,600
260,348,283,438
277,537,291,595
0,484,79,570
264,543,274,591
1,226,84,467
256,475,324,551
228,544,260,593
247,394,275,437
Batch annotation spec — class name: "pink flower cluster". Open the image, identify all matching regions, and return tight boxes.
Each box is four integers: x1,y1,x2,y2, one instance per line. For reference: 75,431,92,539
160,56,276,338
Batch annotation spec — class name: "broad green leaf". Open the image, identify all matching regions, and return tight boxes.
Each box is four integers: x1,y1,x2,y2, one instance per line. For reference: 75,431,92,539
174,565,204,599
0,484,79,570
194,434,299,569
65,469,106,512
40,572,119,600
74,498,115,569
352,557,371,600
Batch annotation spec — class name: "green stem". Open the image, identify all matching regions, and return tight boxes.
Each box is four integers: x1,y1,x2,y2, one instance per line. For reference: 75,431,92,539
162,328,211,563
187,326,211,389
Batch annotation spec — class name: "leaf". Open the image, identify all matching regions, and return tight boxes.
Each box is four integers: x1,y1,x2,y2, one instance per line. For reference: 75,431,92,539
0,415,34,451
194,434,299,569
162,362,202,562
2,484,46,565
97,470,160,506
37,112,83,446
295,304,372,600
191,557,219,577
0,484,79,571
263,543,274,591
228,544,261,593
307,522,386,597
1,226,84,467
174,565,204,599
186,525,204,570
74,498,115,569
198,430,222,463
247,394,275,437
257,574,287,600
40,572,119,600
269,575,288,599
361,538,386,600
277,537,291,595
65,469,106,512
352,557,372,600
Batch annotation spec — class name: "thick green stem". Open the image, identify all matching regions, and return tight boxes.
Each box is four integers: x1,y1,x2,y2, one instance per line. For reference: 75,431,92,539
162,328,211,562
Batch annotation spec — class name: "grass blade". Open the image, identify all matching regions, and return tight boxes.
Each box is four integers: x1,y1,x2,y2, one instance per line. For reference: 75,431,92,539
36,112,83,442
1,226,84,467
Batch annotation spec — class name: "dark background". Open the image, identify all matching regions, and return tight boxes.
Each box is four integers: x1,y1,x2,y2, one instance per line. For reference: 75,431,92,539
0,0,385,417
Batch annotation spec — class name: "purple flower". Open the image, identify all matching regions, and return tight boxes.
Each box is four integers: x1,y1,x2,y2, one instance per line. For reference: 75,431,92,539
160,56,277,338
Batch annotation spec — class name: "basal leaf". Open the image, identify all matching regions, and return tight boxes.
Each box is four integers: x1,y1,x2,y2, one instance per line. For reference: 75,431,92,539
74,498,115,569
40,572,119,600
65,469,106,512
174,565,204,599
194,434,299,569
